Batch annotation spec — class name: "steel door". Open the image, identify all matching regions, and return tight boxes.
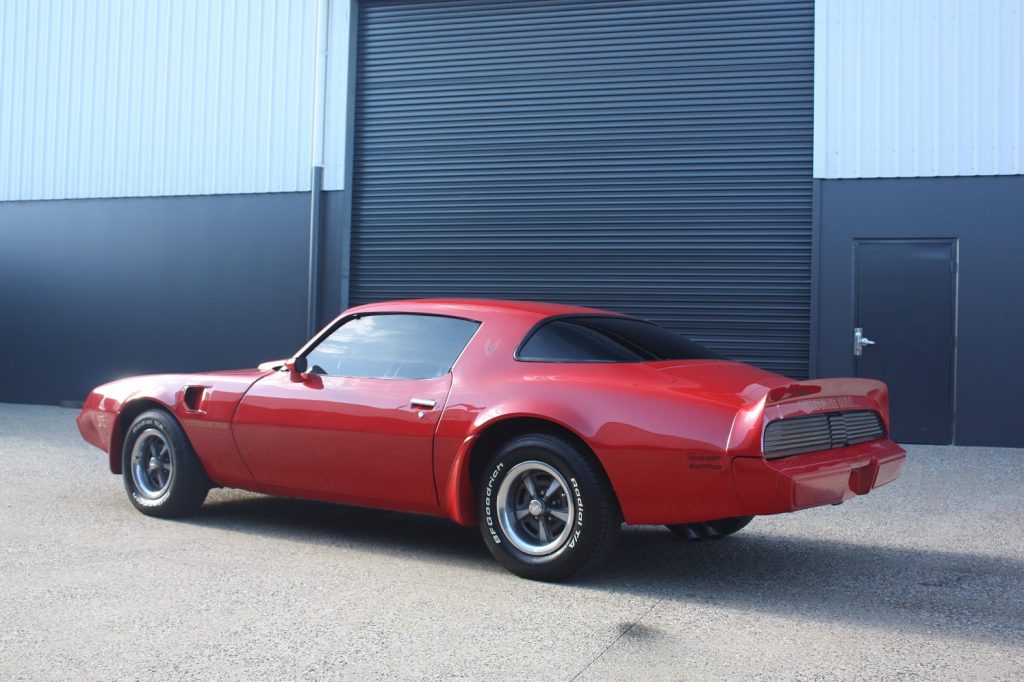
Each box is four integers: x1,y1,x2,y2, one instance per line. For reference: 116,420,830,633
854,240,956,444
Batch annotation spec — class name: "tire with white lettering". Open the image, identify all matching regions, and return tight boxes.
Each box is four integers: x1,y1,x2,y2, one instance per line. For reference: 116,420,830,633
477,433,620,581
122,409,210,518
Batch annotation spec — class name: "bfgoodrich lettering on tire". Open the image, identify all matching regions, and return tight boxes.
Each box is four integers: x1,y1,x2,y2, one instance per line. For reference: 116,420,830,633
122,409,210,518
477,432,620,581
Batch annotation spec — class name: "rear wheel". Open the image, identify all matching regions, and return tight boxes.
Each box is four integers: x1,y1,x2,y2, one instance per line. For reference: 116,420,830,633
666,515,754,541
478,433,620,581
122,409,209,518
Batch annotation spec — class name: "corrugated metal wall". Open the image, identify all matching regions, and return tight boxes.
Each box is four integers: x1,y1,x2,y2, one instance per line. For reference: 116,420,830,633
323,0,353,191
352,0,814,377
0,0,325,201
815,0,1024,179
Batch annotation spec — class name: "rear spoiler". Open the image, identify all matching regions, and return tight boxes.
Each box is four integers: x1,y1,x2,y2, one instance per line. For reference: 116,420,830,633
765,378,889,410
727,377,891,456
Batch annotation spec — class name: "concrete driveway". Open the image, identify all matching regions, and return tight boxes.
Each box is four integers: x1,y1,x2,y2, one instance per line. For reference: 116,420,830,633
1,403,1021,680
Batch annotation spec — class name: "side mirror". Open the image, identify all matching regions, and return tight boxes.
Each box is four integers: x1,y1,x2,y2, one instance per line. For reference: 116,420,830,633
283,356,308,382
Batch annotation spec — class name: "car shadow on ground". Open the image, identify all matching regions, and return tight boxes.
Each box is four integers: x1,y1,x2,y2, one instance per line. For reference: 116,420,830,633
189,492,1024,646
191,491,488,564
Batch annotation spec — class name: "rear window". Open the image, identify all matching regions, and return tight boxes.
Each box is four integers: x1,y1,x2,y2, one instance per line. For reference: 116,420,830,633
516,315,723,363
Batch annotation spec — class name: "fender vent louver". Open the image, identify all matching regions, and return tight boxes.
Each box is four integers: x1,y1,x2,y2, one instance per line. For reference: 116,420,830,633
183,386,208,412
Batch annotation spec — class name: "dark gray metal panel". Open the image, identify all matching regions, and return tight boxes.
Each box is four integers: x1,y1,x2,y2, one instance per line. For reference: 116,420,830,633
808,177,822,376
0,193,311,405
351,0,814,377
816,176,1024,447
319,189,350,325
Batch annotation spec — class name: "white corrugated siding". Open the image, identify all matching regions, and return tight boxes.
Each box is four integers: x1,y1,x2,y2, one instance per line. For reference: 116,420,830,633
0,0,336,201
815,0,1024,179
322,0,351,191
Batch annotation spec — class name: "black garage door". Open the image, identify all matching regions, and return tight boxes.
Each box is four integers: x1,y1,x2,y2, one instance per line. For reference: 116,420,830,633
351,0,814,377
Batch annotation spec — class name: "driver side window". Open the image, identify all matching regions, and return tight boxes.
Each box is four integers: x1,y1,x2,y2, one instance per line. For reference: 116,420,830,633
303,313,480,380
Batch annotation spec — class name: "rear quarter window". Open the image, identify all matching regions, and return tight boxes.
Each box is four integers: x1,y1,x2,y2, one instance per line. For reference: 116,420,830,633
516,315,722,363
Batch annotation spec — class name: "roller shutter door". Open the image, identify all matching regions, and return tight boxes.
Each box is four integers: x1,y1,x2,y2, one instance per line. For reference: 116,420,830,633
351,0,814,377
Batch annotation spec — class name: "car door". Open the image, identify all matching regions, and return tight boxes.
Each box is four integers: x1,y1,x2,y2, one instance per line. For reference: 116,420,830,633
231,313,480,510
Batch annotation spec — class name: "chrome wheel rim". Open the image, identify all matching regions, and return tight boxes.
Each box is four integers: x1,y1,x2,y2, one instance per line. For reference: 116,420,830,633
130,429,173,499
496,460,575,556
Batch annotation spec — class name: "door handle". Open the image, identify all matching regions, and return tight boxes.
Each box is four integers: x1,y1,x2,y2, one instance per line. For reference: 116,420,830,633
853,327,877,356
410,398,436,409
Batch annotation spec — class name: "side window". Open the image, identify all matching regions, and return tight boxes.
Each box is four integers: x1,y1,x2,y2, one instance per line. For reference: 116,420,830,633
303,314,480,380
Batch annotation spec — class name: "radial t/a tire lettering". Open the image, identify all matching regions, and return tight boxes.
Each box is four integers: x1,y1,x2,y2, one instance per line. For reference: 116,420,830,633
122,409,210,518
477,432,620,581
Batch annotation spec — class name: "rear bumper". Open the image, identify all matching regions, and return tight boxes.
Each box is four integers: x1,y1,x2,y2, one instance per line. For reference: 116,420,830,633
732,438,906,516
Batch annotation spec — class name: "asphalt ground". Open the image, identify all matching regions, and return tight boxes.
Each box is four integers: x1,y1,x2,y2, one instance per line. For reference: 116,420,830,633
1,402,1022,680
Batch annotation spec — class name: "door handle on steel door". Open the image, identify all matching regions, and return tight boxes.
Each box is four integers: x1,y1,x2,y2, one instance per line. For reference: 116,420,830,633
853,327,877,356
410,398,436,409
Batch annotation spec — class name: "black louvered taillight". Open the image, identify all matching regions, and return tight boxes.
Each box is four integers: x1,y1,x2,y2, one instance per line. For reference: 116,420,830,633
763,411,887,459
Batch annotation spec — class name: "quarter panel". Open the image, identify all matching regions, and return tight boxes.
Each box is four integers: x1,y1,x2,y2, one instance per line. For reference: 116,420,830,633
437,357,750,525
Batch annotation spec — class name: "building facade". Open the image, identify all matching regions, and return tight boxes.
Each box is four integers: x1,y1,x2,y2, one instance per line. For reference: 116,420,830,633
1,0,1021,446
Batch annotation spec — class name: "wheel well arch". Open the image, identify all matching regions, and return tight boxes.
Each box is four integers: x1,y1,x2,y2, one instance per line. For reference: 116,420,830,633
108,398,172,474
457,416,622,524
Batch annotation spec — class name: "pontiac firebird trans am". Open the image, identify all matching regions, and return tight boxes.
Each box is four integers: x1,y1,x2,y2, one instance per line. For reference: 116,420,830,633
78,299,906,580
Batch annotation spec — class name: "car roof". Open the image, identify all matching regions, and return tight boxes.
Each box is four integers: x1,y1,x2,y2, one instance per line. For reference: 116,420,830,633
346,298,625,322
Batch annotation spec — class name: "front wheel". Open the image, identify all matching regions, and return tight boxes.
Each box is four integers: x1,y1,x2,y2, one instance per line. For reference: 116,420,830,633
478,433,620,581
666,515,754,541
122,409,209,518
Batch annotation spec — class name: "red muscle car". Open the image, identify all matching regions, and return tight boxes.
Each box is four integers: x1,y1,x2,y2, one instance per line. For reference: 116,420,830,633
78,299,906,580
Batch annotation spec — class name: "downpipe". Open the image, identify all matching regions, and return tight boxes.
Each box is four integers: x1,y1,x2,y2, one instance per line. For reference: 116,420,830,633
307,0,330,337
307,165,324,337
